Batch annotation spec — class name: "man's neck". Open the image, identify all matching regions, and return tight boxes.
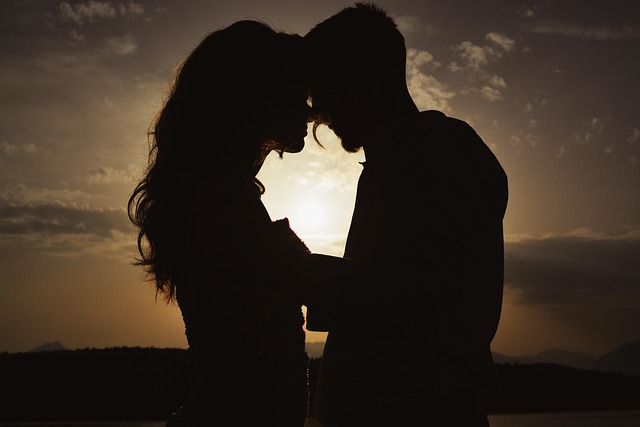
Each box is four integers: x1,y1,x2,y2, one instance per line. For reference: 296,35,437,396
362,99,419,156
380,87,420,121
388,99,420,122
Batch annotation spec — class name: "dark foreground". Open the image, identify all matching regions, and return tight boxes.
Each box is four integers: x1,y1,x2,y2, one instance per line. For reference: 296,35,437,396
0,347,639,422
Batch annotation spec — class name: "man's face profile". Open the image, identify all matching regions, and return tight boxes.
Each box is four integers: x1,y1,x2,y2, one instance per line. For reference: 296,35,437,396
310,80,368,153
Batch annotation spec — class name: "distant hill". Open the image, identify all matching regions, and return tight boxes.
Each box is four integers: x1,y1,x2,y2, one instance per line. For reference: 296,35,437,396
492,348,597,370
485,362,640,414
28,341,67,353
492,340,640,375
594,340,640,376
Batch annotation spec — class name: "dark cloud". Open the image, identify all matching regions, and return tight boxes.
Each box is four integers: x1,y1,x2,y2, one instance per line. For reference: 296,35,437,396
55,1,145,26
0,203,130,238
523,21,640,40
505,232,640,307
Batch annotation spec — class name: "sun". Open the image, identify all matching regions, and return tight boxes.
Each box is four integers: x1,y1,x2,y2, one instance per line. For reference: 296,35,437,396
289,199,327,233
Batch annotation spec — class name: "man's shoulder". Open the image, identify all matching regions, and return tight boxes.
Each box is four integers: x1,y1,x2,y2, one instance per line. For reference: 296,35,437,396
402,110,482,154
420,109,448,120
418,110,475,134
402,111,506,178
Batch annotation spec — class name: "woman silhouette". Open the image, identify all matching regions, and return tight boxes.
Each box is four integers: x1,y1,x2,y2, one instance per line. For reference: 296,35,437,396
128,21,311,426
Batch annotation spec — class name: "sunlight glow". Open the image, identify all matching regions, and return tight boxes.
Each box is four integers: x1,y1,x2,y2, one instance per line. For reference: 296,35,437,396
290,199,327,233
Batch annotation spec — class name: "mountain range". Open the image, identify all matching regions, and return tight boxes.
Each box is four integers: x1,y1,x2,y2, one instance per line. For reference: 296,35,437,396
493,341,640,376
28,341,67,353
492,348,597,370
593,340,640,376
306,340,640,376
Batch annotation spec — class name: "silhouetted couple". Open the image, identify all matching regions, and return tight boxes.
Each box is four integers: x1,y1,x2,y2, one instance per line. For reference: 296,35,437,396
129,3,507,427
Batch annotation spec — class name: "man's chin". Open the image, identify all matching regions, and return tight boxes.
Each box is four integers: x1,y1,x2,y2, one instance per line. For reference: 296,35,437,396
338,136,362,153
328,127,360,153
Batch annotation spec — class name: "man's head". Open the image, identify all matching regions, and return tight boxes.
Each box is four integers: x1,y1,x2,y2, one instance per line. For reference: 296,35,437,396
305,2,411,152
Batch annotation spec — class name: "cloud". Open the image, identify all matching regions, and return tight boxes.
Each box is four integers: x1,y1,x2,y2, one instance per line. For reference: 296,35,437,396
68,29,86,42
504,230,640,307
57,1,117,24
452,32,516,69
453,41,489,68
498,230,640,356
0,203,129,237
395,15,439,38
488,75,507,88
407,49,441,70
117,2,144,17
449,33,514,102
454,73,508,103
481,86,502,101
406,49,454,112
283,126,362,194
84,167,131,185
56,1,145,25
555,115,610,156
628,129,640,143
574,116,607,144
486,32,516,52
104,33,138,55
509,133,539,148
103,96,121,111
447,62,464,72
524,21,640,40
0,141,37,156
0,200,133,259
1,184,96,207
518,6,537,18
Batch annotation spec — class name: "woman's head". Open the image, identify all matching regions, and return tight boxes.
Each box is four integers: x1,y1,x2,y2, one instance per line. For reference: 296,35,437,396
129,20,309,300
156,20,309,171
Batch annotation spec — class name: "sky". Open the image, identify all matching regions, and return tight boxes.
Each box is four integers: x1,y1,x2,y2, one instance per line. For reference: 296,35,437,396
0,0,639,358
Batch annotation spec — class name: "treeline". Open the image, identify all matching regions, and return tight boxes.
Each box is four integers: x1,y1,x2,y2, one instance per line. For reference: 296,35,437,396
486,362,640,414
0,347,639,422
0,347,188,422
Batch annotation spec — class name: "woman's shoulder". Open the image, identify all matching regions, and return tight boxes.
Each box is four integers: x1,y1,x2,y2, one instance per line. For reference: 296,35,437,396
267,218,311,255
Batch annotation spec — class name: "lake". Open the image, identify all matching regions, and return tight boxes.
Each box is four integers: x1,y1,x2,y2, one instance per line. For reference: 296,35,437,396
2,411,640,427
489,410,640,426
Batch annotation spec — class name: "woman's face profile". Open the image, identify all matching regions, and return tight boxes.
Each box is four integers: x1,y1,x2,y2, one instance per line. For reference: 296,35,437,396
264,82,311,154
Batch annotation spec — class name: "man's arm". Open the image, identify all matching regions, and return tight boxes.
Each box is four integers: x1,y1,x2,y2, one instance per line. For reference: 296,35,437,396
296,253,364,331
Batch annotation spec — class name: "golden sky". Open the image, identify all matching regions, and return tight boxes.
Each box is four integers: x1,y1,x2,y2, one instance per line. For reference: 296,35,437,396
1,0,639,357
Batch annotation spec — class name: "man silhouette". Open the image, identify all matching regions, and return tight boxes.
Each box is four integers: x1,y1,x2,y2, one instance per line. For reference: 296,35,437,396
301,3,508,426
